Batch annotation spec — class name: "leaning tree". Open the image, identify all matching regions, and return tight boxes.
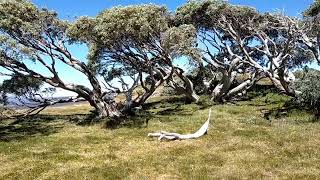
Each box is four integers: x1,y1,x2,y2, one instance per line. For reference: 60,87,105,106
175,0,265,102
0,0,202,118
176,0,313,98
300,0,320,64
68,5,201,103
0,0,123,117
234,13,312,96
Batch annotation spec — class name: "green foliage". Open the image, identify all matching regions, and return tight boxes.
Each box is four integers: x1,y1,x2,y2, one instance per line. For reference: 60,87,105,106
303,0,320,44
95,5,169,46
68,4,200,85
68,4,199,64
176,0,260,36
0,0,69,72
304,0,320,17
0,74,42,96
161,24,200,60
0,74,43,105
294,69,320,114
175,0,225,28
67,16,96,43
0,0,68,40
68,5,170,53
0,0,39,34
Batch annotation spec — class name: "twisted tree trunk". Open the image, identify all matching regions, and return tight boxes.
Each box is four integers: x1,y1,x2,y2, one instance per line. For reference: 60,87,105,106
266,69,297,97
170,68,200,103
211,71,237,102
90,98,120,118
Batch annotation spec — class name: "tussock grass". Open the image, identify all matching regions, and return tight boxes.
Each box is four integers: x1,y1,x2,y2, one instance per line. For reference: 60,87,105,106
1,94,320,179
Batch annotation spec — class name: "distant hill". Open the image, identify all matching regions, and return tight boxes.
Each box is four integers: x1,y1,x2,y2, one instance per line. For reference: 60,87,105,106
1,95,80,108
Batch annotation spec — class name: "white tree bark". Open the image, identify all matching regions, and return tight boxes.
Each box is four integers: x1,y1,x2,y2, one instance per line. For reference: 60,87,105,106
148,108,212,141
168,68,200,103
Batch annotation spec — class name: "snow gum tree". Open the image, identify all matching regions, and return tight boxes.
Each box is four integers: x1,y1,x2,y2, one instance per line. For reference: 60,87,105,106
0,0,201,118
68,5,201,103
0,0,120,117
175,0,265,102
176,0,313,99
0,0,317,119
300,0,320,65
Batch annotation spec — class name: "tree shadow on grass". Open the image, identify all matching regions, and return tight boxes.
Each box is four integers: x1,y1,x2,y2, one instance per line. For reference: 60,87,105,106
143,96,188,110
260,100,318,123
155,104,182,115
105,111,153,129
0,109,155,141
0,96,214,140
0,113,100,142
0,115,63,142
105,96,204,129
143,95,212,115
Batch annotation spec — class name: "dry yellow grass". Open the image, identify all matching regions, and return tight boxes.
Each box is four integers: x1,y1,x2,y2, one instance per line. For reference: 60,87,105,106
0,94,319,179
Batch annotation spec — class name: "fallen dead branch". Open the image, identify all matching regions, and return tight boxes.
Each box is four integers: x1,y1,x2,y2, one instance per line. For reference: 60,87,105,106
148,108,212,141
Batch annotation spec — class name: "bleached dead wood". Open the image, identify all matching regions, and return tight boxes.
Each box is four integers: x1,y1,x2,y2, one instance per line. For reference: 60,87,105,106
148,108,212,141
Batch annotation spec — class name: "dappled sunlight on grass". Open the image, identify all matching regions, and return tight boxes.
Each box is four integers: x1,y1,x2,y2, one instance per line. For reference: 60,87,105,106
0,94,320,179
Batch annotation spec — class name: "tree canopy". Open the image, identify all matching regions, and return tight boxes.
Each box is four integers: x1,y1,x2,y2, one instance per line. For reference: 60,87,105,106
304,0,320,17
0,0,319,118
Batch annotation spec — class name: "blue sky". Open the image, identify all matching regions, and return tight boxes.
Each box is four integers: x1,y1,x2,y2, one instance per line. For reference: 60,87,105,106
26,0,317,96
31,0,314,18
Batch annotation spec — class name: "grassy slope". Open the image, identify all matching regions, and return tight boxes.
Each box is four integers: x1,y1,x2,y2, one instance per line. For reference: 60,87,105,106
0,94,320,179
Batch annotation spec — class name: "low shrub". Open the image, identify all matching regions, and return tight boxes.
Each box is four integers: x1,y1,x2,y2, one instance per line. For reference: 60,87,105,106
294,68,320,119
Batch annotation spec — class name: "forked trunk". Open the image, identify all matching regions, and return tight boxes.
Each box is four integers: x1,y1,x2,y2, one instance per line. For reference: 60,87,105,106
174,71,200,103
267,71,296,97
88,96,120,118
211,71,237,102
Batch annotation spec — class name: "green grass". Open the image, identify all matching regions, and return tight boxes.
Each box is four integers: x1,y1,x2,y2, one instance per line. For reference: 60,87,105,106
1,94,320,179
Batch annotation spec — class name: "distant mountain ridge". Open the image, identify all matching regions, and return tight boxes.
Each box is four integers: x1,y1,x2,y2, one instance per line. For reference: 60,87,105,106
1,95,79,108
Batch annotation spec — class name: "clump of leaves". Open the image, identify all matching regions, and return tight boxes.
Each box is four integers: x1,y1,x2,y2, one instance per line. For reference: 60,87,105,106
1,74,42,95
0,74,43,105
304,0,320,17
294,68,320,119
